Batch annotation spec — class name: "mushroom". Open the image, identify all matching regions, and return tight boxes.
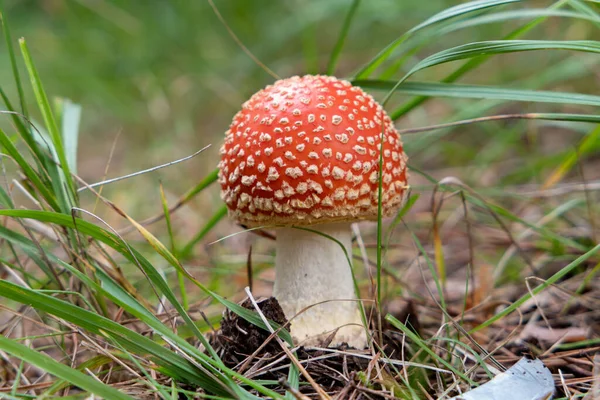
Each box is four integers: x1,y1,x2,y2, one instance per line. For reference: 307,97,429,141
218,75,408,348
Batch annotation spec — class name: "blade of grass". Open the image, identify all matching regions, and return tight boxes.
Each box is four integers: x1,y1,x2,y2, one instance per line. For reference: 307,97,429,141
432,204,446,287
378,7,599,80
0,96,56,195
117,167,220,235
542,125,600,189
102,332,173,400
71,205,224,364
78,145,210,192
494,197,586,281
181,167,219,203
382,193,419,300
0,6,28,118
0,208,292,348
406,40,600,79
389,0,578,119
326,0,360,75
411,166,591,254
435,8,600,35
180,204,228,259
159,181,187,310
0,334,136,400
0,127,60,210
386,315,477,385
19,38,77,210
355,80,600,107
408,228,447,311
466,194,589,252
471,242,600,332
397,113,600,136
0,6,54,187
569,0,600,28
43,355,114,396
400,55,598,155
58,98,82,175
354,0,520,79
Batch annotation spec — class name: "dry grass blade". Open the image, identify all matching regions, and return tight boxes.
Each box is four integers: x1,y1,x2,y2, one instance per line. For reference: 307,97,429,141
77,144,211,192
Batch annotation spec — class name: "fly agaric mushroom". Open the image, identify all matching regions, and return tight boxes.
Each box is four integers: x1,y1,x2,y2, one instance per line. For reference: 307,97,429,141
218,75,408,348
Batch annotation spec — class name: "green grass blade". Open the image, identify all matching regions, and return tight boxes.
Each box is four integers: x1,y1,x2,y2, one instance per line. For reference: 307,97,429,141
78,207,225,362
285,363,300,400
384,39,600,119
471,242,600,332
0,6,28,119
19,38,77,209
377,7,599,80
390,0,577,119
180,204,228,258
464,194,589,252
401,57,598,153
43,355,114,396
160,182,187,309
385,315,476,385
0,7,54,186
326,0,360,75
409,229,447,311
543,125,600,188
407,0,519,34
406,40,600,79
0,89,50,176
0,229,61,286
355,80,600,107
0,127,60,210
384,7,598,80
441,8,600,31
354,0,520,79
58,98,82,175
569,0,600,28
181,167,219,204
103,334,173,400
385,194,420,262
119,211,224,358
528,113,600,124
0,184,14,208
0,333,136,400
416,171,591,253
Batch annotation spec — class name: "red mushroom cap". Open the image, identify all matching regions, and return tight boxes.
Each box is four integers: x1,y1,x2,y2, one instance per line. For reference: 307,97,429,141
218,75,408,227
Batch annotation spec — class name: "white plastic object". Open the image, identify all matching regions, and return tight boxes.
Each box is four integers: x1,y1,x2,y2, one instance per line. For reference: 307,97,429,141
450,358,555,400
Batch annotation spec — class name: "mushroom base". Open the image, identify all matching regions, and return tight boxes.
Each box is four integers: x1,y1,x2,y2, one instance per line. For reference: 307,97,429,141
273,223,367,348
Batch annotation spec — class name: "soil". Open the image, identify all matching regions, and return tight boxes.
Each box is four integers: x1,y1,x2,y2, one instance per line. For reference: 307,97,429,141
209,296,422,398
212,297,288,368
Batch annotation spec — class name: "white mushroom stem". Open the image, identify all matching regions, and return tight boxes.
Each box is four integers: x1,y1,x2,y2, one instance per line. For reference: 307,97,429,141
273,222,368,348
